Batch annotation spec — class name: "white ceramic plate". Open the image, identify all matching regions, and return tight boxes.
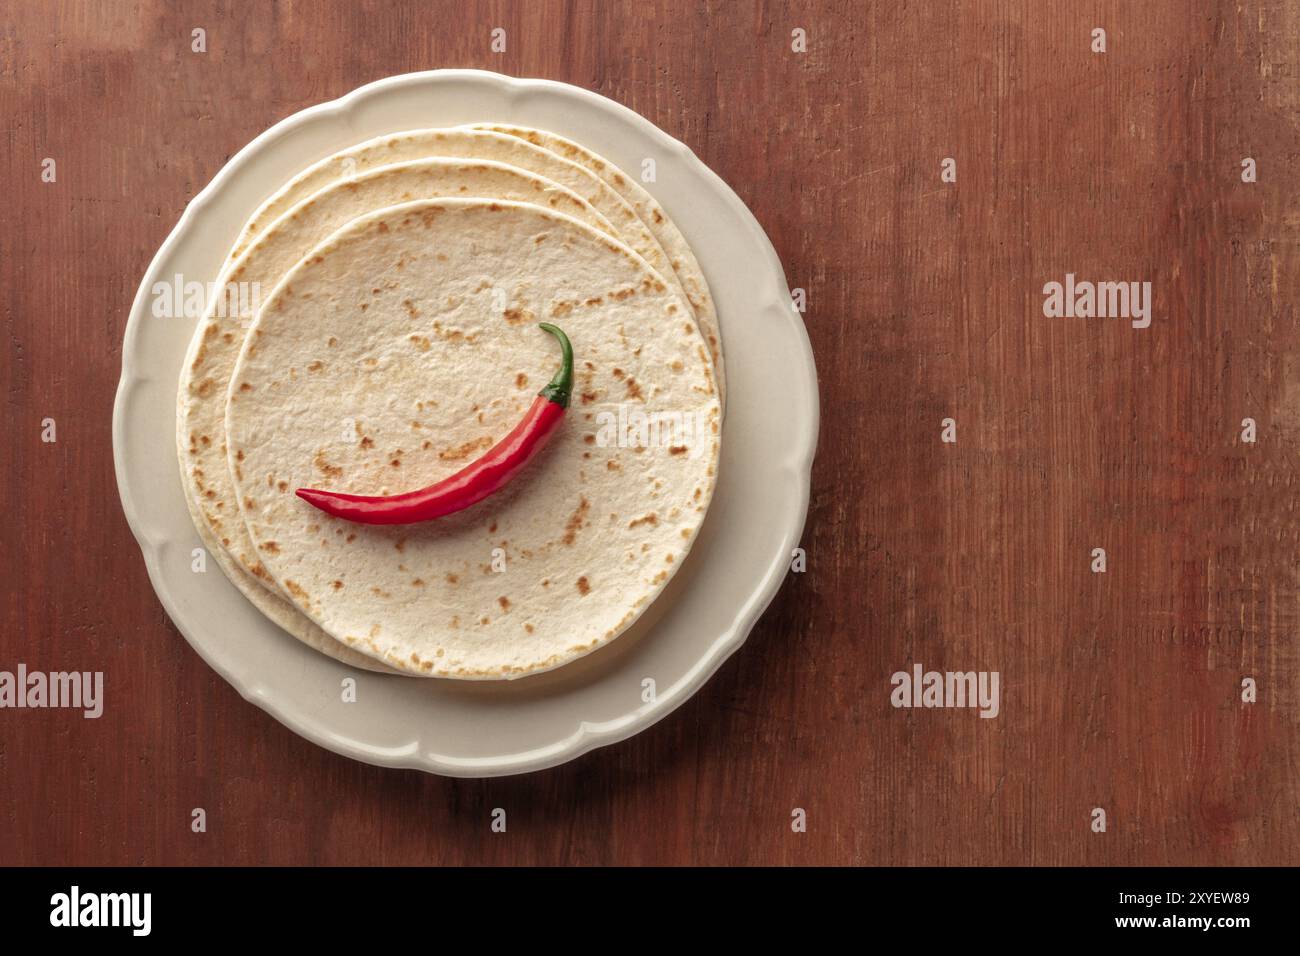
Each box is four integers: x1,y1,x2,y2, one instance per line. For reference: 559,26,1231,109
113,70,818,777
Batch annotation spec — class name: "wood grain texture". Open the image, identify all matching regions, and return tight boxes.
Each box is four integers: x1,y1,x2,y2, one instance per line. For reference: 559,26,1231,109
2,0,1297,865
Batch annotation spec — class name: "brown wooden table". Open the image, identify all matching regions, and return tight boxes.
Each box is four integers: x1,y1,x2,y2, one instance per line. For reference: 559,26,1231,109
2,0,1296,866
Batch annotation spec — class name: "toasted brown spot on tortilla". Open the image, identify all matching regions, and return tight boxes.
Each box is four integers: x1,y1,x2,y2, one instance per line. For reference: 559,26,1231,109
331,580,344,590
515,372,528,388
580,391,597,405
195,378,215,398
346,532,356,542
307,360,324,372
394,538,406,553
431,320,475,343
583,434,596,445
327,336,338,347
390,459,401,467
284,579,309,601
412,578,425,587
610,286,636,301
503,307,533,325
576,576,591,596
669,445,688,456
563,496,591,546
446,573,459,584
524,623,535,634
606,459,620,471
360,436,374,449
498,596,511,610
440,435,492,461
628,513,658,529
260,541,280,554
625,377,644,401
314,452,343,478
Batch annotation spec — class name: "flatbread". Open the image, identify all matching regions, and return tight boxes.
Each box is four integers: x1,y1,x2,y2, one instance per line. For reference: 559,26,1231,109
179,159,614,669
224,198,720,678
229,127,723,401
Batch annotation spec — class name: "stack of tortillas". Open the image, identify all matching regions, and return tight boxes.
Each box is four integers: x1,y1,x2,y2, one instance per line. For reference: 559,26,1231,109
177,126,722,679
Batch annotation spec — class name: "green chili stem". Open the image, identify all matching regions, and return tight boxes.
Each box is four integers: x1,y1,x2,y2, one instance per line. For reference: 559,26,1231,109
536,323,574,408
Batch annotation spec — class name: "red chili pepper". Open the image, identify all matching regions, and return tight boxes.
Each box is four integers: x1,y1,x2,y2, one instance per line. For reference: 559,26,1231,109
296,323,573,526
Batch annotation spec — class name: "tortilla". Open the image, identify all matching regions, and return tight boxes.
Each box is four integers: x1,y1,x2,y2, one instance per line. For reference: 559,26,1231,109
228,127,723,402
224,198,720,678
470,124,725,402
178,159,614,669
231,130,669,300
